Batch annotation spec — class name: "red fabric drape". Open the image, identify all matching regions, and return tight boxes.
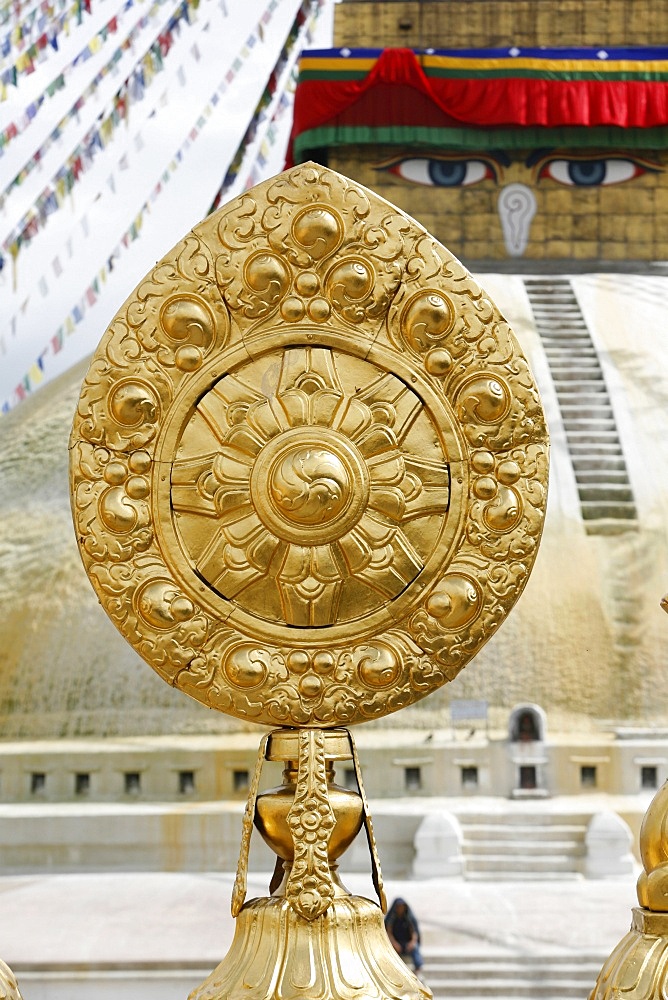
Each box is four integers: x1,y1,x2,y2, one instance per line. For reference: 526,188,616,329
288,48,668,164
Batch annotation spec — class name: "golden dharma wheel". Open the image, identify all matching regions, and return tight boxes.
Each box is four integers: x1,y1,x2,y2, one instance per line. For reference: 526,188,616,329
69,163,549,729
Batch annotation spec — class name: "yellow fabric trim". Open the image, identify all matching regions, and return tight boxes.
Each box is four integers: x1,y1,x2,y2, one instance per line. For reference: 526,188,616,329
423,54,668,74
298,56,377,72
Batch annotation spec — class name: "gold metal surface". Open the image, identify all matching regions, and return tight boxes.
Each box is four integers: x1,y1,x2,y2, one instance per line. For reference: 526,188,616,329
350,727,387,912
191,725,426,1000
638,781,668,911
189,893,430,1000
589,595,668,999
69,162,549,729
0,961,23,1000
255,759,363,866
231,731,268,918
591,776,668,998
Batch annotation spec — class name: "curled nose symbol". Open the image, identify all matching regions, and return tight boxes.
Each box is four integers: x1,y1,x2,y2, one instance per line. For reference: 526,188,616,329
497,183,537,257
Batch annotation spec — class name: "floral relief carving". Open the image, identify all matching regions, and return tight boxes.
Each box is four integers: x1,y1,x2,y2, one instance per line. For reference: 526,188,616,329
285,729,336,920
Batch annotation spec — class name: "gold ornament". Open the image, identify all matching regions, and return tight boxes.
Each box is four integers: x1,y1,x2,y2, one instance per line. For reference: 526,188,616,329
591,782,668,999
69,163,549,1000
590,594,668,1000
70,162,548,729
0,961,23,1000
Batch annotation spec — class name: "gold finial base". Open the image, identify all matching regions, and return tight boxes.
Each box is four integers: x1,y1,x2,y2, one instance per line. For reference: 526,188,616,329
0,960,24,1000
189,893,429,1000
591,909,668,1000
191,727,429,1000
592,780,668,999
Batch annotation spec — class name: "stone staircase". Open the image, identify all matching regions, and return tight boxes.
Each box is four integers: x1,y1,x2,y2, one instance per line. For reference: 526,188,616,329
524,277,637,535
422,952,604,1000
458,810,588,880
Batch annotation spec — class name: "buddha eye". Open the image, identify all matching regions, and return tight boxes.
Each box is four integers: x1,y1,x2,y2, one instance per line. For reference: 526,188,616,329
385,158,497,187
538,157,652,186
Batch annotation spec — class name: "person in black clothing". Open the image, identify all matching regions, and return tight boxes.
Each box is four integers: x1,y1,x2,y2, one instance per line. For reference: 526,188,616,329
384,897,423,973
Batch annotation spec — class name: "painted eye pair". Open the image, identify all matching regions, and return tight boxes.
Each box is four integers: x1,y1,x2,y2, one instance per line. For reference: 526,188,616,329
383,155,656,188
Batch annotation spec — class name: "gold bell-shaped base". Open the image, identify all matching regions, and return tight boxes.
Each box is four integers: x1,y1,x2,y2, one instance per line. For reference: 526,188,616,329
190,891,429,1000
189,728,429,1000
591,909,668,1000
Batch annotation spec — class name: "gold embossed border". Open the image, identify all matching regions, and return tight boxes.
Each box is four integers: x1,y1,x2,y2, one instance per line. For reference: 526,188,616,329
69,162,549,728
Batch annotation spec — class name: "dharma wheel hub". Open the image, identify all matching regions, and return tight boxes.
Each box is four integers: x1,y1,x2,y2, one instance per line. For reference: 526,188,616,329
69,162,549,1000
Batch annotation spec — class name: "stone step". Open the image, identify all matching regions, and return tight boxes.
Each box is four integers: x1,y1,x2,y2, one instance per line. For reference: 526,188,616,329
571,456,627,471
423,980,590,998
549,360,603,372
557,394,613,408
543,337,598,358
535,317,588,327
549,368,605,382
462,823,586,838
546,363,602,375
559,405,614,420
464,871,582,881
581,501,637,520
424,952,606,964
427,967,600,983
532,304,584,311
576,469,631,484
462,839,584,856
535,314,588,322
565,430,622,443
568,443,623,456
536,332,593,340
531,303,582,311
561,407,617,422
539,321,590,330
578,485,635,503
563,426,619,439
423,957,605,973
584,517,639,535
529,295,585,303
425,970,602,984
534,308,586,316
541,334,592,346
545,354,600,365
540,328,591,338
557,381,608,393
464,855,580,872
541,333,594,342
458,813,592,826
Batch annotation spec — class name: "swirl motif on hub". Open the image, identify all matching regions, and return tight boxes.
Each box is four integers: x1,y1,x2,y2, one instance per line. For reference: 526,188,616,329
270,448,350,527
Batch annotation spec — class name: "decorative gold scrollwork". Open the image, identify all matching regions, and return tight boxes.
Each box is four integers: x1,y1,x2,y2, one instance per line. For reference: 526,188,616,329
285,729,336,920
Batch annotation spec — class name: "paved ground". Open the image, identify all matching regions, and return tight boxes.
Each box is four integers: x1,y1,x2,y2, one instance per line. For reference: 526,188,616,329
0,869,639,965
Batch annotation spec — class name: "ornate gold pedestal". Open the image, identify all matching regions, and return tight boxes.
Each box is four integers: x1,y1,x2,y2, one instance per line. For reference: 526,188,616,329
191,728,427,1000
69,162,548,1000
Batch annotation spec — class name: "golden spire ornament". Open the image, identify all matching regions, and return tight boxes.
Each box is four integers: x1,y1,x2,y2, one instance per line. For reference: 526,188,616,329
590,597,668,1000
590,780,668,999
0,960,24,1000
69,163,549,1000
